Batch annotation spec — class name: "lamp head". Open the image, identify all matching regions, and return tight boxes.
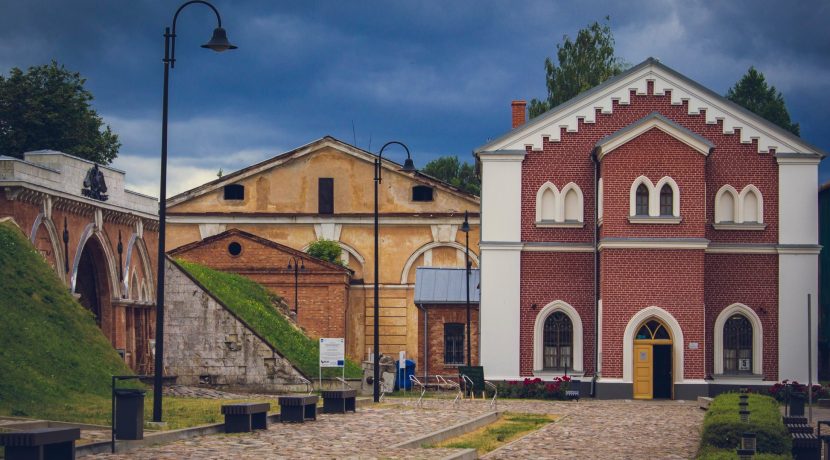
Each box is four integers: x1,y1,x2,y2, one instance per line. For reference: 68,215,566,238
402,157,416,172
202,27,237,52
460,210,470,233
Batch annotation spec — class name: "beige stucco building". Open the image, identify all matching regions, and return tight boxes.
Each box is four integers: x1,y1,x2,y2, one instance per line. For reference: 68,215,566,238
165,137,480,364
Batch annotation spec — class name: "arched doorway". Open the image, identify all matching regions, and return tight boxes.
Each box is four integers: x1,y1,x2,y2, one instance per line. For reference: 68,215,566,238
74,236,112,331
633,319,673,399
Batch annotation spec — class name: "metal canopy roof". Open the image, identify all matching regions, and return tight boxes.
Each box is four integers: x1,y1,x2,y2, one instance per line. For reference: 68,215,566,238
414,267,480,305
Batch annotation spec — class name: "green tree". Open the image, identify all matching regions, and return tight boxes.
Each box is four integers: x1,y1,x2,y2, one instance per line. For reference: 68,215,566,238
422,156,480,196
307,239,344,266
0,61,120,163
529,18,626,119
726,66,800,136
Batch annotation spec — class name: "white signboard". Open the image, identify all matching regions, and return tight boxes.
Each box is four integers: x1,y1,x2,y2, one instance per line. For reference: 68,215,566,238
688,342,699,350
399,351,406,369
320,338,345,368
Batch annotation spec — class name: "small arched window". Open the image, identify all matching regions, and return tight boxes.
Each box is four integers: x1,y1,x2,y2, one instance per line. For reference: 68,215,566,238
636,319,670,340
635,184,649,216
659,184,673,216
543,312,573,370
223,184,245,200
723,314,753,374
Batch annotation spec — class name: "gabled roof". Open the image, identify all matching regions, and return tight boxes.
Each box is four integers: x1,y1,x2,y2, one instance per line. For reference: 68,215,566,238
414,267,480,304
168,228,352,274
594,112,715,159
477,57,825,158
167,136,480,208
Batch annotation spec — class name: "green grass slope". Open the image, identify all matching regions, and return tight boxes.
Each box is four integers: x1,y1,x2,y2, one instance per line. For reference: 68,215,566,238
0,221,134,419
176,259,362,379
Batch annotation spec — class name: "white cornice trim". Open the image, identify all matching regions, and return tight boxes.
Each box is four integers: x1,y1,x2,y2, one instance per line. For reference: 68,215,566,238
627,216,682,225
477,151,527,162
712,222,767,231
598,238,709,250
167,215,479,226
1,182,158,220
479,241,523,251
535,220,585,228
706,244,777,254
522,243,595,253
776,156,822,165
777,244,822,255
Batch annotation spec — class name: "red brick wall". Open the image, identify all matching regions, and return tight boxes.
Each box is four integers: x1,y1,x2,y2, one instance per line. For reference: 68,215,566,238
520,252,595,376
705,253,778,380
416,305,479,376
172,234,351,340
600,249,706,379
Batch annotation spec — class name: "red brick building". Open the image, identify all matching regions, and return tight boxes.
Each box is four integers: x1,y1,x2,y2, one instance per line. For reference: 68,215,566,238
477,58,823,399
169,228,352,340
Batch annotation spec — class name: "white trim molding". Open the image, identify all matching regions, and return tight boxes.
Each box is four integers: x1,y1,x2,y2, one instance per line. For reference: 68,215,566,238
622,306,685,383
629,176,680,217
399,241,479,284
599,238,708,250
533,300,584,374
713,303,763,376
595,112,714,158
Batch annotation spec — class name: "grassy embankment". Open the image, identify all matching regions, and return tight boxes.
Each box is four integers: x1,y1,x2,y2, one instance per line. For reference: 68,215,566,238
176,259,363,379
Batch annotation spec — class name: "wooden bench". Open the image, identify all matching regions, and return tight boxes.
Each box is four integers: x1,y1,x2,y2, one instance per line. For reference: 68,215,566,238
278,395,318,423
221,402,270,433
791,432,820,460
322,389,357,414
0,427,80,460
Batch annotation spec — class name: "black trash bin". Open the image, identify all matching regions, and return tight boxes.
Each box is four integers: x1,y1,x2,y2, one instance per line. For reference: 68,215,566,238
789,391,806,417
114,389,146,440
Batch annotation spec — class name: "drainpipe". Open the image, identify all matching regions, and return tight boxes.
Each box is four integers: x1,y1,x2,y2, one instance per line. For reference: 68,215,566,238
416,303,428,381
591,147,600,397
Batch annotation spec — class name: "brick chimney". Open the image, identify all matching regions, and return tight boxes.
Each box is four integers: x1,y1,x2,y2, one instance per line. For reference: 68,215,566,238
511,100,526,129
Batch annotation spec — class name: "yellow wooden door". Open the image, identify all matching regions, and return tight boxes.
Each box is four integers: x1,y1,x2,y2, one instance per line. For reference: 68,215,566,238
633,344,653,399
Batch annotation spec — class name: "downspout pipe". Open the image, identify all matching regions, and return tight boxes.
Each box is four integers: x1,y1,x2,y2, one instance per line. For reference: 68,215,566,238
591,147,600,397
416,303,428,382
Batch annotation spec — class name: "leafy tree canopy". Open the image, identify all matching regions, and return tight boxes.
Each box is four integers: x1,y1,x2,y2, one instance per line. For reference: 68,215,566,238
307,239,344,266
422,155,480,196
0,61,120,164
529,18,626,119
726,66,800,136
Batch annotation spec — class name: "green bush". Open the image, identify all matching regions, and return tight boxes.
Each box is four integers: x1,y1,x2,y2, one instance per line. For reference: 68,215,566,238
307,239,344,265
699,393,791,457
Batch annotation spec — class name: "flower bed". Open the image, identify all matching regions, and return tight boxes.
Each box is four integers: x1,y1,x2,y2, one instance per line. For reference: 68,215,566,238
492,377,573,400
768,379,828,402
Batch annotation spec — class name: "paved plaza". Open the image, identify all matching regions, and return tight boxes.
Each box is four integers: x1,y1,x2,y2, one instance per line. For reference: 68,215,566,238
85,397,704,459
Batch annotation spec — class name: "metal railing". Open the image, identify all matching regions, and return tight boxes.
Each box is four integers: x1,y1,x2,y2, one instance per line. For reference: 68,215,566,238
335,377,352,390
485,380,498,411
296,375,313,395
409,375,427,407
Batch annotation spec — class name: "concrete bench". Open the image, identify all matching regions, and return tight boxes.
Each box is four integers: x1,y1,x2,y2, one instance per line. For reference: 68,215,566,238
278,395,318,423
322,389,357,414
0,427,81,460
221,402,270,433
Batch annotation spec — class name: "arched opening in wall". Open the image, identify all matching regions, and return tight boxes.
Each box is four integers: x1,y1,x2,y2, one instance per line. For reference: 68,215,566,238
659,185,674,216
130,271,140,300
563,188,580,222
743,191,759,223
635,184,650,216
540,188,556,221
75,236,112,328
633,318,673,400
716,191,736,222
33,221,59,276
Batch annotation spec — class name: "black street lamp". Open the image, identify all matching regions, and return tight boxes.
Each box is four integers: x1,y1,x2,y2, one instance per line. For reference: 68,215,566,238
153,0,236,423
460,210,471,366
373,141,415,402
287,256,305,316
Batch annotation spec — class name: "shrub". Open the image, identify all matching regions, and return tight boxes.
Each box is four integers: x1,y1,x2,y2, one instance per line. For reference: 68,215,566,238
307,239,344,265
699,393,791,456
491,376,572,400
768,379,828,402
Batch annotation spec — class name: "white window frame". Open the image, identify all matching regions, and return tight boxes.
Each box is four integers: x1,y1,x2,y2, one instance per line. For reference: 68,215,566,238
628,176,681,223
713,303,763,376
713,184,766,230
533,300,583,374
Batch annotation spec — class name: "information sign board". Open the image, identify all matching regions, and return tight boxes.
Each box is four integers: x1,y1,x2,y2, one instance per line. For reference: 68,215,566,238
320,338,345,367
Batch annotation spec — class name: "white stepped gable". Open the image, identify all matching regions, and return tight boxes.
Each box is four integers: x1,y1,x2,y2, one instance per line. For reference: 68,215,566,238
487,60,816,156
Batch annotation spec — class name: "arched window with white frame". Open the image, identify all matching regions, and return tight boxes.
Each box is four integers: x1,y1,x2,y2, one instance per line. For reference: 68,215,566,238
714,184,764,229
713,303,763,376
535,182,583,227
533,301,583,374
654,177,680,217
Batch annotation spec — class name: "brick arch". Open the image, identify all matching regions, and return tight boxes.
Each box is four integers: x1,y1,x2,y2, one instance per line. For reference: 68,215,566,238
622,306,685,383
71,224,119,297
124,234,154,301
29,214,65,283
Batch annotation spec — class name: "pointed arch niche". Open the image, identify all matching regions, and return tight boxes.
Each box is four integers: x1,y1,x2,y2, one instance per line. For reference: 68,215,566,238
535,182,584,228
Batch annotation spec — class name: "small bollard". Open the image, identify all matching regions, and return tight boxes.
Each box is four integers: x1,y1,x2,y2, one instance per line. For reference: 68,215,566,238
737,448,754,459
739,410,750,423
741,432,757,452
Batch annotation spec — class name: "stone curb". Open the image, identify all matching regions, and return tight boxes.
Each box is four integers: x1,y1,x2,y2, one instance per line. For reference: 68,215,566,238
439,448,479,460
391,411,500,449
481,414,565,458
77,396,374,457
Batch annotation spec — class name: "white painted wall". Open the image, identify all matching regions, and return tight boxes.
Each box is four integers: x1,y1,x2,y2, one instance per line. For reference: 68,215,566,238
479,246,521,379
778,253,819,382
480,153,523,242
778,160,819,244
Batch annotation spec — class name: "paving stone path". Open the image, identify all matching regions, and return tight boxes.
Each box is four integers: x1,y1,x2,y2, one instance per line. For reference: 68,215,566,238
85,398,704,459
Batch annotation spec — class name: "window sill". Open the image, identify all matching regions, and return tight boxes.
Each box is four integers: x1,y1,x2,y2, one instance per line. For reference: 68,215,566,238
712,222,767,231
628,216,682,224
533,370,584,379
535,220,584,228
711,374,764,381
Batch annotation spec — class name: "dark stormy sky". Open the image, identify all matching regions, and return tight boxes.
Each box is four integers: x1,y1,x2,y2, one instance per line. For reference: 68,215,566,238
1,0,828,196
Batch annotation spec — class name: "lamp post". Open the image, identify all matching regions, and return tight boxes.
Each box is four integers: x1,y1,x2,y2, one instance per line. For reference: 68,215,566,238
287,256,304,316
373,141,415,402
153,0,236,423
460,210,471,366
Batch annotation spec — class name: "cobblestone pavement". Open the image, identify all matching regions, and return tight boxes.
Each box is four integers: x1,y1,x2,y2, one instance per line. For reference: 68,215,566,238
85,398,704,459
483,399,703,459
